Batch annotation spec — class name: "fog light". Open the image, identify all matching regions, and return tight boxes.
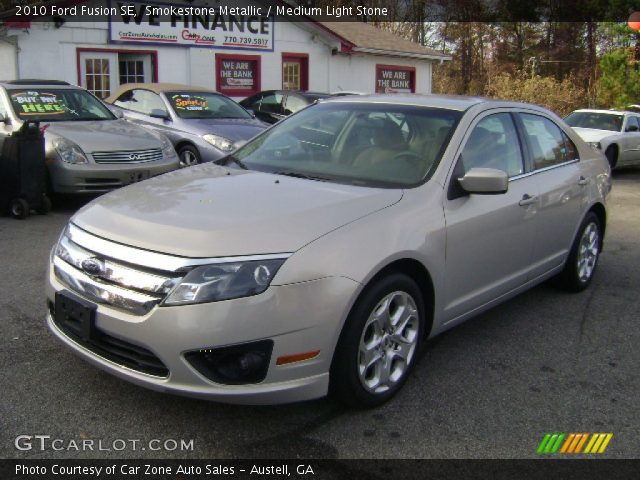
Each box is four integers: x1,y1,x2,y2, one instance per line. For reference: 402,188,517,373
185,340,273,385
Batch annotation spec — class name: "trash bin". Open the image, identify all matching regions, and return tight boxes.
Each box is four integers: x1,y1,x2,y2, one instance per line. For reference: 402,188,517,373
0,121,51,219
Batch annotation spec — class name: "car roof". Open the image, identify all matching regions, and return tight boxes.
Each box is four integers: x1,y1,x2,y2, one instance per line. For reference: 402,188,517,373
570,109,635,116
105,83,219,102
0,79,78,89
321,93,535,112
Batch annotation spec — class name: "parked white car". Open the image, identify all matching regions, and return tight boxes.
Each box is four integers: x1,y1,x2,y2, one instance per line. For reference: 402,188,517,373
565,109,640,169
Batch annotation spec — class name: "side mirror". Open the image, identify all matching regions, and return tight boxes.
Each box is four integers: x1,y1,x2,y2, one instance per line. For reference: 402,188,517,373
150,108,171,120
458,168,509,195
626,124,639,132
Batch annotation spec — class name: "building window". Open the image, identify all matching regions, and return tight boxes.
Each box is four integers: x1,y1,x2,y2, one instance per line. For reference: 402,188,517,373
282,53,308,91
119,60,145,85
216,54,261,97
85,58,110,99
77,49,157,99
375,64,416,94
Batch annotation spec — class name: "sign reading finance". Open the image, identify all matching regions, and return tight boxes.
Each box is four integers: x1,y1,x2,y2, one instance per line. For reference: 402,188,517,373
108,1,273,51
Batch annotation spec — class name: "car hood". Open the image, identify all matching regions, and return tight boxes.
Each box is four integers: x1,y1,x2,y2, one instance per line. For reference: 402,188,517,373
184,117,267,142
44,119,160,151
571,127,619,143
72,163,403,258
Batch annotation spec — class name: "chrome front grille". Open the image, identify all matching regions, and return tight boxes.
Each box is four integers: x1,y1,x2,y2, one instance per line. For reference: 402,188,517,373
91,148,162,164
53,225,183,315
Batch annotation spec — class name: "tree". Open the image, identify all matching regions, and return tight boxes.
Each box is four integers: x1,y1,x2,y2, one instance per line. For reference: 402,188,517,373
598,48,640,108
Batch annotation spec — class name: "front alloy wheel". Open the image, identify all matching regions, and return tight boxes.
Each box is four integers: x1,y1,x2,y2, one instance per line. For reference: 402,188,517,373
178,145,200,167
331,274,425,407
358,291,420,394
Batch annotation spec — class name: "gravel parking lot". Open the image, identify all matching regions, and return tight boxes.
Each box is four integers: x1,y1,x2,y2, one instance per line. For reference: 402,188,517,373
1,169,639,459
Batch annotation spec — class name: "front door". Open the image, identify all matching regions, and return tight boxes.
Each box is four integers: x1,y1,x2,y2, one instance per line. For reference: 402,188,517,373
79,51,118,99
443,111,538,322
282,55,308,91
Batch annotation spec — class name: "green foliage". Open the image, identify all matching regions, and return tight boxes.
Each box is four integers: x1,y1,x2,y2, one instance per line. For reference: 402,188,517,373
597,48,640,108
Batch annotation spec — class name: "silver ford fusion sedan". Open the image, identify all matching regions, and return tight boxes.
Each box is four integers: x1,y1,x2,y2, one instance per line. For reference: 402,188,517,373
46,95,611,407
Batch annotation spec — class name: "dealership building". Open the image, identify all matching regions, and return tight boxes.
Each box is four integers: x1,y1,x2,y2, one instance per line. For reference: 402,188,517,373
0,1,450,100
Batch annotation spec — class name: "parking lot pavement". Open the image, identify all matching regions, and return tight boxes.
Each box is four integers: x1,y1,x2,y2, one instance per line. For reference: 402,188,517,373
1,169,639,460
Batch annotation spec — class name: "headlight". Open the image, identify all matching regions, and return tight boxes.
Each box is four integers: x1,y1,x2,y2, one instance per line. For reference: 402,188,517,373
203,134,234,152
53,137,88,164
163,259,285,306
588,141,602,151
157,133,176,158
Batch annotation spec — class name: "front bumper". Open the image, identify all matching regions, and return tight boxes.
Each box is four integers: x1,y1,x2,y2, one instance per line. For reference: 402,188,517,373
47,155,180,194
46,265,360,405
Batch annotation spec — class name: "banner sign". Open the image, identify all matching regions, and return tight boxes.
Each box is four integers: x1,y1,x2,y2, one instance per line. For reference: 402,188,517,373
375,65,415,93
218,59,257,91
108,0,274,51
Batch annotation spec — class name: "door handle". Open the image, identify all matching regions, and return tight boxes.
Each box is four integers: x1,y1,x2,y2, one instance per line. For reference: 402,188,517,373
519,194,538,206
578,176,590,186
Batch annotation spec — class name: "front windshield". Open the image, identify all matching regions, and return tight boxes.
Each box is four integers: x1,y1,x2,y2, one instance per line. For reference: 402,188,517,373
167,91,251,119
565,112,623,132
8,88,115,122
230,102,461,188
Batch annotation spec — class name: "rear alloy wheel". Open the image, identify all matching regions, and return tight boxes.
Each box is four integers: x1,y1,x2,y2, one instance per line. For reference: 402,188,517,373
331,274,425,408
555,212,601,292
178,145,200,168
10,198,30,219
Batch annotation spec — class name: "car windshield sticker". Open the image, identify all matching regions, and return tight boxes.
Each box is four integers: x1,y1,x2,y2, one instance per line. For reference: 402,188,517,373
10,91,66,116
172,94,208,112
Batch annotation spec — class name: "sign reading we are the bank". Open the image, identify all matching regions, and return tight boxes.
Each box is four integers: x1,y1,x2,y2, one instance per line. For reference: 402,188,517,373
108,0,274,51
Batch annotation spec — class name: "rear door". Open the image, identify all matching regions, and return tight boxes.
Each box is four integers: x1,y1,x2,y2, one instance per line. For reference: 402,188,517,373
517,112,583,278
443,110,538,321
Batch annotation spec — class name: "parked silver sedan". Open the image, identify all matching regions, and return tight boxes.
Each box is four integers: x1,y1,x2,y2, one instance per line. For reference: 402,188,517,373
565,109,640,169
46,95,611,406
105,83,267,167
0,80,179,194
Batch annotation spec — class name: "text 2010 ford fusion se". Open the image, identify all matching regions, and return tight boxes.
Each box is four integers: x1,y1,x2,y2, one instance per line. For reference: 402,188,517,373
46,95,611,407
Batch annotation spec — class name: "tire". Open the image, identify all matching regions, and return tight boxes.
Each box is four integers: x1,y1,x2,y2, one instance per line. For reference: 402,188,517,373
330,273,425,408
10,198,30,219
555,212,602,292
178,145,200,168
605,145,618,170
36,195,52,215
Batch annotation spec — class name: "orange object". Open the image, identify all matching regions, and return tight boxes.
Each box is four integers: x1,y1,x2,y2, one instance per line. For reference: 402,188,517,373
628,12,640,30
276,350,320,365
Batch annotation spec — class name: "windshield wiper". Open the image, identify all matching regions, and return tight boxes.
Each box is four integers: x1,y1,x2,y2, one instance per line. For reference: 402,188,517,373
215,155,249,170
272,170,331,182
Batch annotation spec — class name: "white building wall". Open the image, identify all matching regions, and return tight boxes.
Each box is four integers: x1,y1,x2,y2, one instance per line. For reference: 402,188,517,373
11,21,435,97
0,37,18,80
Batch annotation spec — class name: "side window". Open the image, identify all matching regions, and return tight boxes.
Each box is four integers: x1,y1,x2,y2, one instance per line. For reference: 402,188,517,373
562,132,579,161
240,94,261,110
259,92,284,114
520,113,568,169
625,115,640,132
283,94,308,115
114,89,164,115
459,113,524,177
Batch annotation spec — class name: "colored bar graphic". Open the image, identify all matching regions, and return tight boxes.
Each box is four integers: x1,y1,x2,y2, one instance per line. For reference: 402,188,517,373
538,433,613,454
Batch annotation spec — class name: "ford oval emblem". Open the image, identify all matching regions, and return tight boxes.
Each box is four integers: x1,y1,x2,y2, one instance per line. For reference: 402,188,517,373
81,258,105,276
